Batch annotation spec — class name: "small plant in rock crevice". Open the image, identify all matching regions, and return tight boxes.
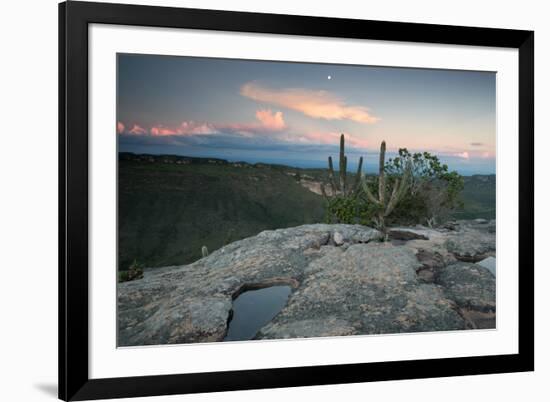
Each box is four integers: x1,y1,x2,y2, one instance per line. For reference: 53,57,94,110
118,259,144,283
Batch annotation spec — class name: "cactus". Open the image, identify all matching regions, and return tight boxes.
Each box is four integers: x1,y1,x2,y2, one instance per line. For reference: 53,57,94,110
201,246,209,258
361,141,411,233
321,134,363,199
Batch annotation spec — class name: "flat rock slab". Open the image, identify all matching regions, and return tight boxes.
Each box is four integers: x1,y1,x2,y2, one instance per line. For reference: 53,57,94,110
118,221,496,346
438,262,496,313
444,220,496,262
258,243,465,339
477,256,496,277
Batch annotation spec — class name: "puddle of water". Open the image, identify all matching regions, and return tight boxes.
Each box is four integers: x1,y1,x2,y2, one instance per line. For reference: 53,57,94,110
224,285,291,342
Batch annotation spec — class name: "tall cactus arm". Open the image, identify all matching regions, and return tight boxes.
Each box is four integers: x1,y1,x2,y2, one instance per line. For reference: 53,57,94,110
320,182,329,200
343,155,348,195
384,178,402,217
352,156,364,192
339,134,346,194
396,161,412,200
328,156,338,193
378,141,386,206
324,133,364,203
384,162,412,216
361,176,380,205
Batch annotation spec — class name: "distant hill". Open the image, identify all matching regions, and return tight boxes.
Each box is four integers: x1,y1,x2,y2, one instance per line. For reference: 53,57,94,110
118,153,496,269
452,175,496,220
118,153,326,269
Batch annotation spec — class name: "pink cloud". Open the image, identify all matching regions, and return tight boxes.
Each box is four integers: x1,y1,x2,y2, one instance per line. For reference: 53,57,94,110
150,121,218,137
218,109,287,134
117,122,125,134
255,109,286,131
454,151,470,159
150,126,176,136
240,82,379,124
148,109,286,137
288,131,369,149
128,124,147,135
469,150,494,159
401,147,495,160
178,121,219,135
119,111,373,150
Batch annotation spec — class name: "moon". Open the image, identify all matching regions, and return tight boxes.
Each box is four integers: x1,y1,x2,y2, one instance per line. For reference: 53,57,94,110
327,75,332,80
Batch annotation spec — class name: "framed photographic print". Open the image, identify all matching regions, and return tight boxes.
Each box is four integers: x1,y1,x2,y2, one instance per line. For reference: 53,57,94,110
59,1,534,400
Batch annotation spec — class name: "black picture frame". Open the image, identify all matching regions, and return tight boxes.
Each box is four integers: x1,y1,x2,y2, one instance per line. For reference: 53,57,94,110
59,1,534,400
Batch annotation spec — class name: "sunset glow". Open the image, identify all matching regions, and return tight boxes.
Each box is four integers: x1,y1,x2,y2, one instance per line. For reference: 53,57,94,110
117,54,496,174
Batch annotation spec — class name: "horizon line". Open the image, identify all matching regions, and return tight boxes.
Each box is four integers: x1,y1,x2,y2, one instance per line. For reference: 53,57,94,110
118,151,496,176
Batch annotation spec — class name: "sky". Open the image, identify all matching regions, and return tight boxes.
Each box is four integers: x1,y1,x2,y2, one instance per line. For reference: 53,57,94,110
117,53,496,174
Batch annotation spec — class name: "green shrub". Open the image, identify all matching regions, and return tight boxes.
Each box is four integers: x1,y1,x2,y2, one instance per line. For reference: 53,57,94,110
385,148,464,226
325,195,378,225
321,140,464,230
118,260,144,283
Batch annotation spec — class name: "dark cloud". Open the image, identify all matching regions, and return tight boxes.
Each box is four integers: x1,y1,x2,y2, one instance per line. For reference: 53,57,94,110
470,142,484,146
118,133,495,174
118,132,347,155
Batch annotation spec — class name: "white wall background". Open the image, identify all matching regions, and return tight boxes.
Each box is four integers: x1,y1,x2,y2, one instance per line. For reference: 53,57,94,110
0,0,546,401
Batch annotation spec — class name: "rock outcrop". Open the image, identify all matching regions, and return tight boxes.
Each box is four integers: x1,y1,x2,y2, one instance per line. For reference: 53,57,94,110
118,220,496,346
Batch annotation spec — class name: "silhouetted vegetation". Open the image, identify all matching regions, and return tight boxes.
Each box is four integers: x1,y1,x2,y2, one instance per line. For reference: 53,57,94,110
384,148,464,227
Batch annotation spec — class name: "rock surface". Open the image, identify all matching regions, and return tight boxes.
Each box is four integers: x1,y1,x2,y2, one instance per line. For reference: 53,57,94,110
444,220,496,262
118,220,496,346
477,256,496,277
438,261,496,328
